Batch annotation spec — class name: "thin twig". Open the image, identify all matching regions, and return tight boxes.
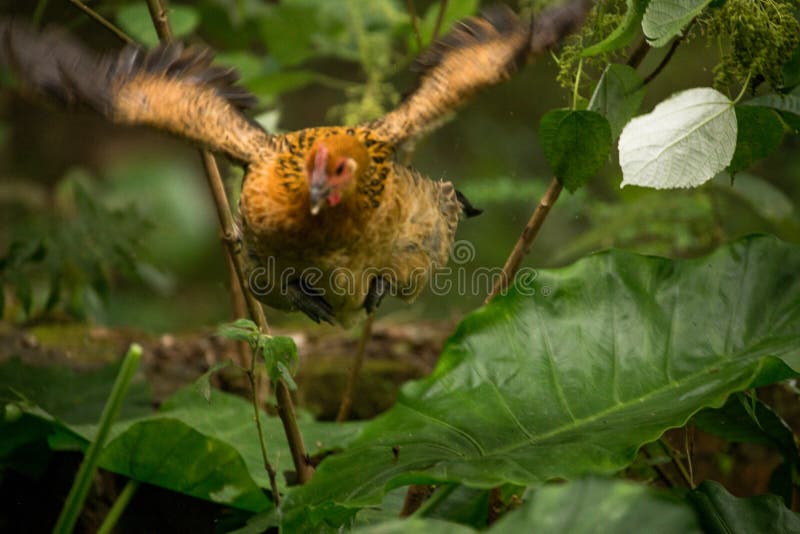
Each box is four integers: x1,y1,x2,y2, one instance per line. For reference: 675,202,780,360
336,314,374,422
431,0,449,42
97,480,139,534
145,0,172,41
405,0,423,51
247,359,281,503
144,0,311,489
626,37,650,69
659,438,694,488
485,178,562,303
67,0,133,44
642,36,681,85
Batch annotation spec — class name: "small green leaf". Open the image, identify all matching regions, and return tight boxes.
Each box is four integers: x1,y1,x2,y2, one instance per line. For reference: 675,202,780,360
588,64,646,139
217,319,260,343
688,480,800,533
493,478,700,533
619,88,736,189
582,0,649,57
260,336,298,389
727,106,784,175
117,4,199,47
642,0,710,48
195,361,234,402
539,109,612,192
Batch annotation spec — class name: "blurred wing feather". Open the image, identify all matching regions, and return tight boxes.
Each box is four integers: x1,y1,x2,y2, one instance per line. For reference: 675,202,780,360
368,5,529,146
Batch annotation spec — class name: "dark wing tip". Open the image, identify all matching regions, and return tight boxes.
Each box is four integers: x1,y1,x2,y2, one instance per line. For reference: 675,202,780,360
118,43,259,111
412,4,526,74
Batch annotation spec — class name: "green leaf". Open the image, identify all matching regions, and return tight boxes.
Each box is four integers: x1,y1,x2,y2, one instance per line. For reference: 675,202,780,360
588,64,646,139
2,357,363,510
217,318,260,343
260,336,298,388
727,106,785,175
281,236,800,528
116,4,199,47
539,109,612,192
642,0,710,48
619,88,736,189
257,3,322,66
688,480,800,533
493,478,700,533
691,392,798,464
100,417,272,512
353,518,476,533
743,91,800,133
194,360,234,402
582,0,649,57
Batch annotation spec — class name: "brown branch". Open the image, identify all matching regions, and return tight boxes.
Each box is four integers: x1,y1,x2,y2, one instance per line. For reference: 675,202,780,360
486,178,562,303
431,0,449,42
642,33,683,86
626,37,650,69
145,0,172,41
336,315,374,422
145,0,312,489
405,0,423,51
67,0,133,44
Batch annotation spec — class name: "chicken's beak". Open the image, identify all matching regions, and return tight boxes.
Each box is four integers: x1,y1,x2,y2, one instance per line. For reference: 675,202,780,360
309,146,329,215
309,177,328,215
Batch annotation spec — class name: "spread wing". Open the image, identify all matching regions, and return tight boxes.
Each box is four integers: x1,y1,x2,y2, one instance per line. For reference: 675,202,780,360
367,5,530,146
1,20,275,165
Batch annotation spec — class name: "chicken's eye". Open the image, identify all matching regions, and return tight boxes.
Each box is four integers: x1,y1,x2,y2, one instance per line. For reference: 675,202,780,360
335,162,345,175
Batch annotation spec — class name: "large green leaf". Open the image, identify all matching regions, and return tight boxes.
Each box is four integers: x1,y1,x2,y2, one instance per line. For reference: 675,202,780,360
688,480,800,533
281,236,800,527
1,360,361,512
493,478,700,533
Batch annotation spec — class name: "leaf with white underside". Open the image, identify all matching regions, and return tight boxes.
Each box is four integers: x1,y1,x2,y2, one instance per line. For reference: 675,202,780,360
619,88,737,189
642,0,710,48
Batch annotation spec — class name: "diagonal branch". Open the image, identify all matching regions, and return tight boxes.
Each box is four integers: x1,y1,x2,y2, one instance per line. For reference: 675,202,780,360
143,0,313,488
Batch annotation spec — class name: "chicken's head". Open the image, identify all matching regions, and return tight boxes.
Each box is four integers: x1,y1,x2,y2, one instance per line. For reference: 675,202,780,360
306,134,369,215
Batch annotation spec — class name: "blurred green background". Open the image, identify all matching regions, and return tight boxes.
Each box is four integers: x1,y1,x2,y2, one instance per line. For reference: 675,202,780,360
1,0,798,332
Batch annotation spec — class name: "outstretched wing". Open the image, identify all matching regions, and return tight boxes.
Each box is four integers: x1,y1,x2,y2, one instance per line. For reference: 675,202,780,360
1,20,275,165
367,5,530,146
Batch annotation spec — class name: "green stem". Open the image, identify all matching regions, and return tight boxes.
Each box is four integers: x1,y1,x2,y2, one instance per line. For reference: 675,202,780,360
32,0,50,27
732,70,753,104
410,484,458,518
53,344,142,534
571,58,583,110
96,480,140,534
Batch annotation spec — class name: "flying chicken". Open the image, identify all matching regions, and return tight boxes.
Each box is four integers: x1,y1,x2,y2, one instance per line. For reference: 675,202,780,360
0,6,530,325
